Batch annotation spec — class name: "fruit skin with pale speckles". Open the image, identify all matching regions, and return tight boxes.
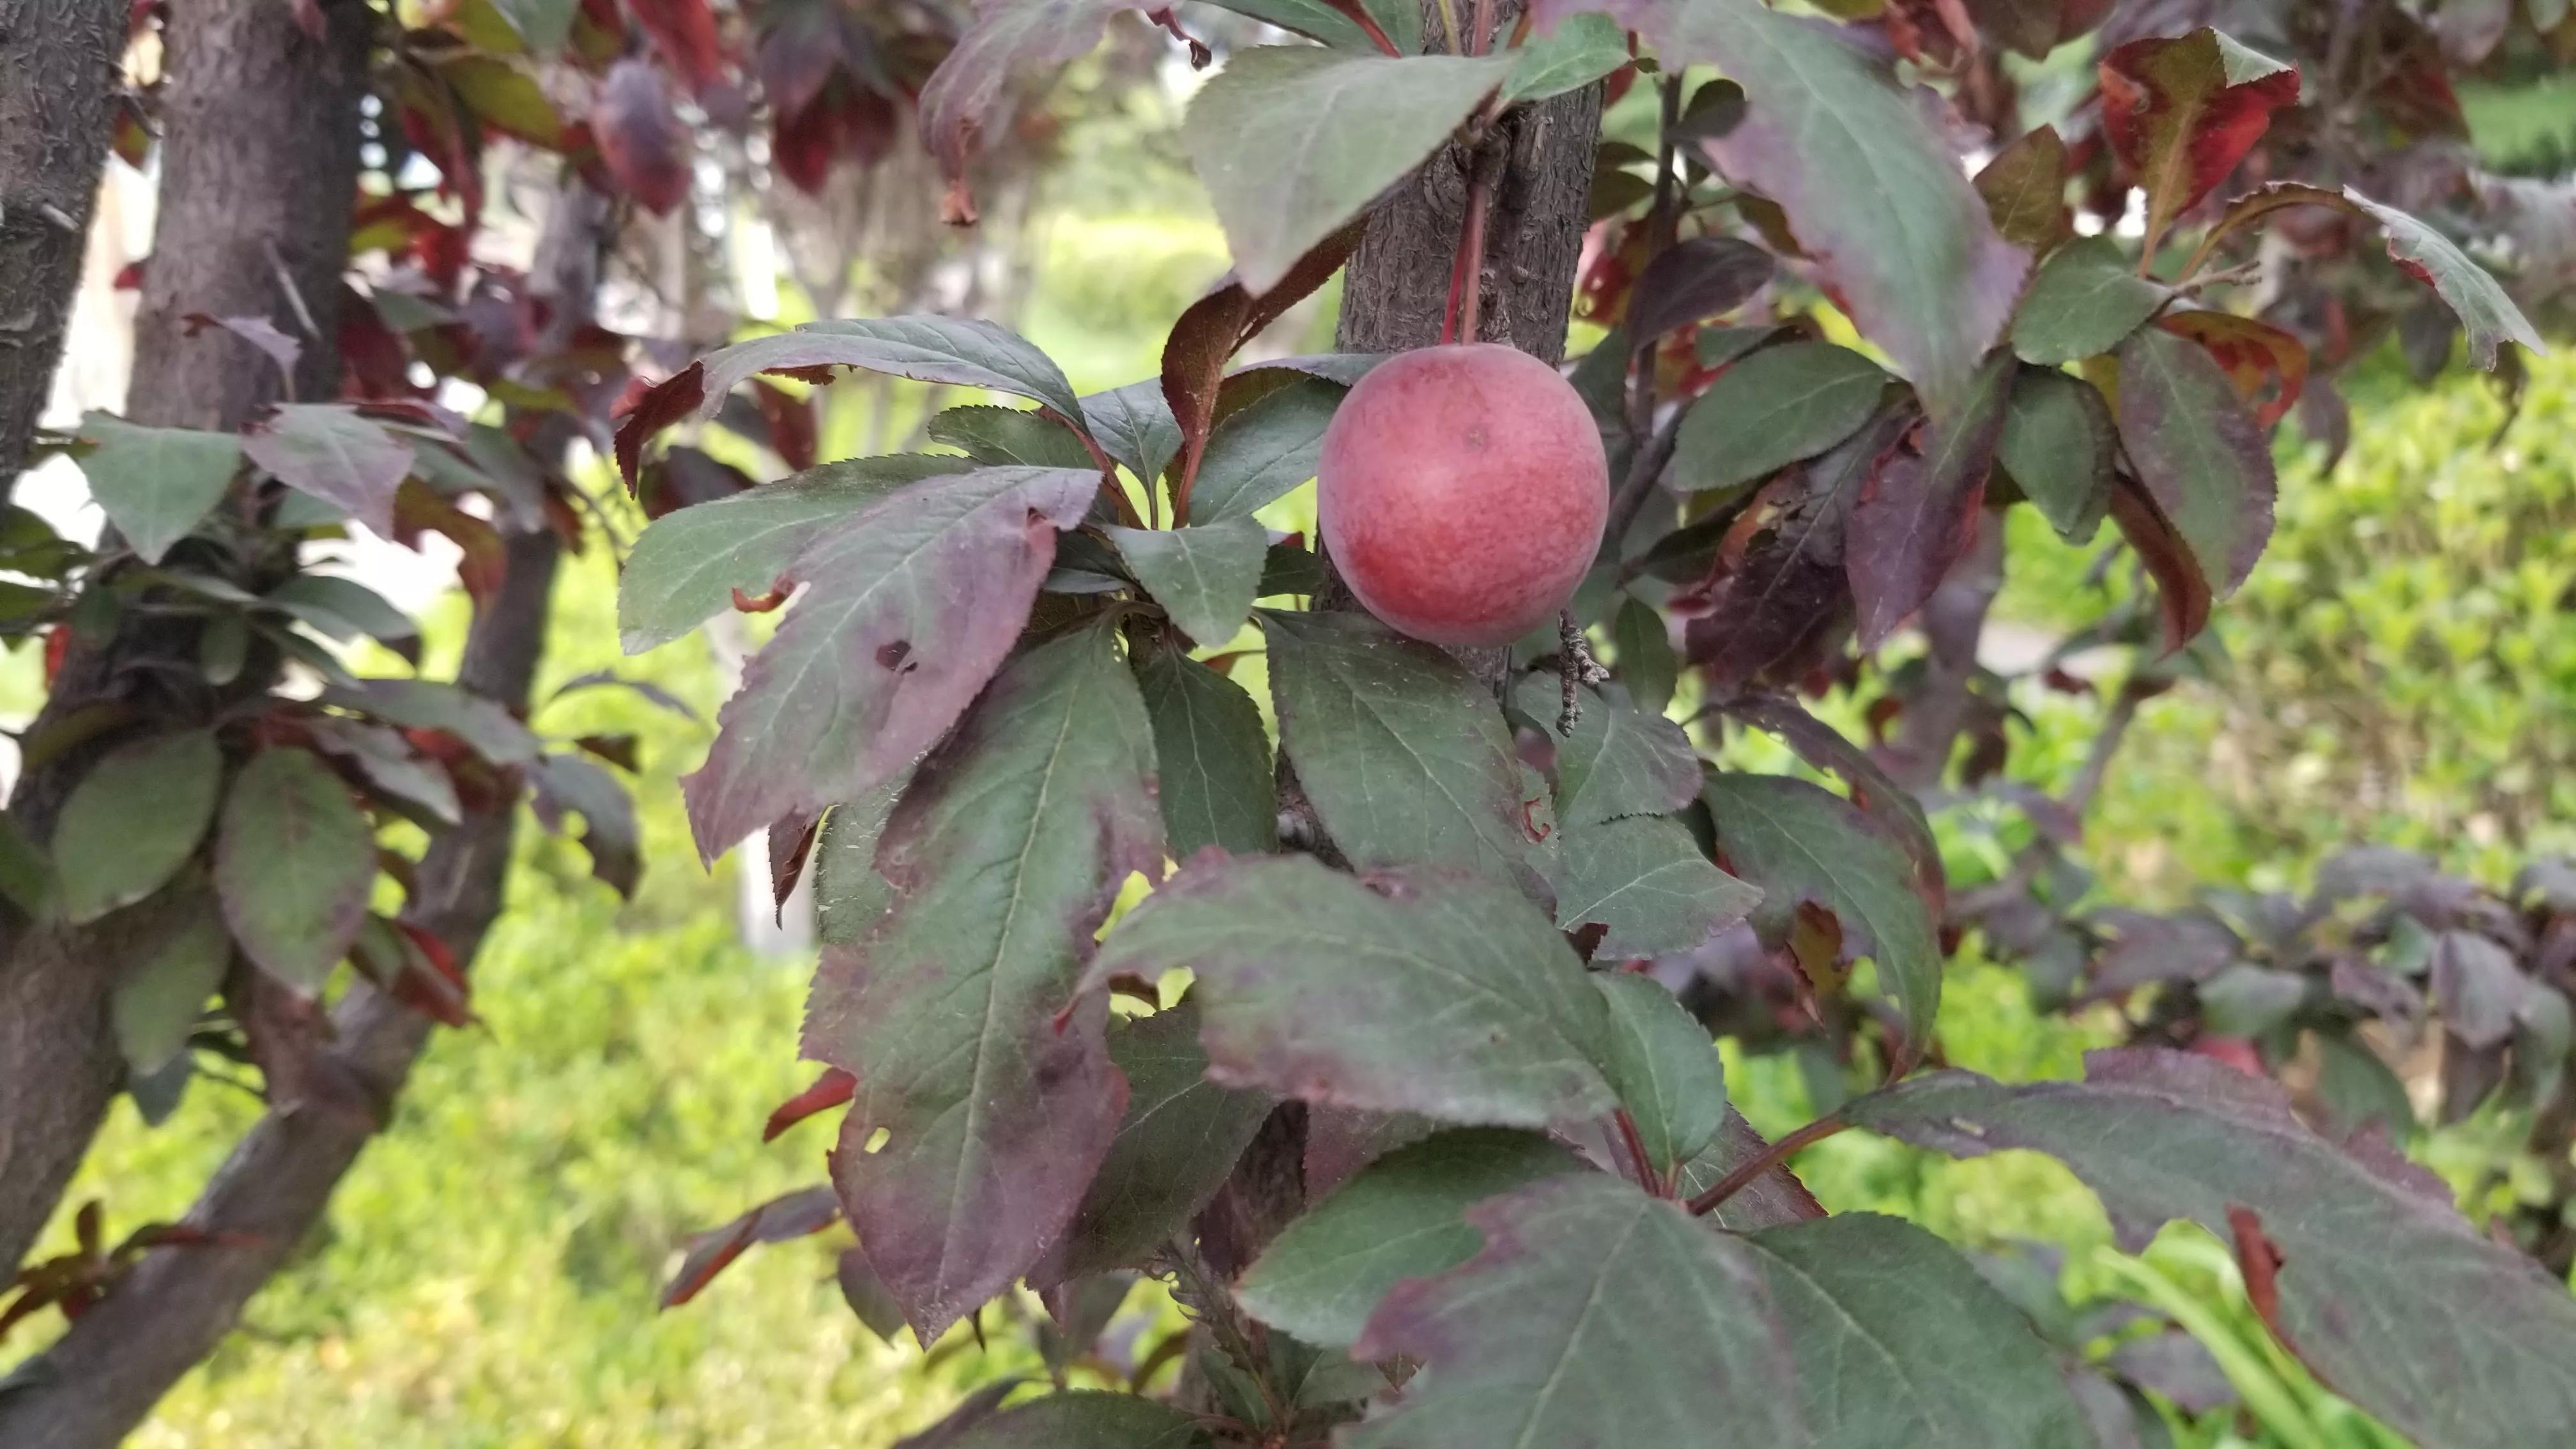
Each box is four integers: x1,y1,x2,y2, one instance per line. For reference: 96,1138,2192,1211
1317,344,1609,649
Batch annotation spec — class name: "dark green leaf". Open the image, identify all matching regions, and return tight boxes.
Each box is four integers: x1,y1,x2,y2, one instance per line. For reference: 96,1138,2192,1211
803,622,1161,1341
265,574,420,650
678,317,1085,433
928,405,1097,468
1183,47,1515,294
54,730,222,924
2115,325,2275,595
1084,854,1614,1128
215,747,376,993
324,677,542,766
1670,342,1887,494
1237,1128,1587,1347
1134,648,1276,857
1106,517,1267,647
2349,189,2547,371
1347,1174,1800,1448
1589,971,1726,1177
811,777,908,945
241,404,412,535
1847,1048,2576,1449
1197,0,1420,50
529,753,641,898
1609,596,1676,715
2009,236,2170,367
112,888,231,1075
937,1392,1213,1449
1258,542,1328,599
618,455,974,654
1547,816,1759,960
72,413,241,565
1510,676,1698,828
1186,374,1344,524
1997,365,2116,542
1080,380,1182,484
1262,610,1529,884
1034,1001,1275,1284
1664,0,2027,415
1504,13,1629,102
1705,770,1940,1064
1745,1212,2092,1446
682,466,1098,862
2198,964,2308,1038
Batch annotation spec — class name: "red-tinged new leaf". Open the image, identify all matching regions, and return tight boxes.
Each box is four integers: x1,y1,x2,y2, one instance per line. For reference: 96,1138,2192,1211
919,0,1142,223
2347,188,2548,371
2097,29,2299,252
2107,474,2212,648
1084,855,1616,1127
1160,220,1367,511
614,367,703,489
2179,181,2355,279
2115,325,2275,598
802,622,1161,1343
752,379,818,471
765,1068,857,1142
680,465,1095,862
1661,0,2027,415
1848,351,2011,648
1974,125,2074,254
594,59,689,216
1844,1048,2576,1447
625,0,723,95
243,404,412,535
1344,1174,1802,1449
2159,310,2308,428
660,1186,839,1308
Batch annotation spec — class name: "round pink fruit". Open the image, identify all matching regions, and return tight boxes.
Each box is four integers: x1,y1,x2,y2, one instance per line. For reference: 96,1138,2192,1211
1317,343,1608,649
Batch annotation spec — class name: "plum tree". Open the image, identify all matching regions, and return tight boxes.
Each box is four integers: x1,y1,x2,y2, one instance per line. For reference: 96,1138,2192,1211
1317,343,1607,648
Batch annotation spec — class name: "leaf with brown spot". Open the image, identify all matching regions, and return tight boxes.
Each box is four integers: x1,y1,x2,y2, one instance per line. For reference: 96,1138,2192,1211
2159,310,2307,428
2114,325,2274,599
680,465,1095,863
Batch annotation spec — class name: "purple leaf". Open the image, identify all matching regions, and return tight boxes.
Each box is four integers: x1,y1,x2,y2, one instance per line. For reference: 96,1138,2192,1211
919,0,1143,223
904,1392,1209,1448
1848,351,2012,648
802,621,1161,1343
2116,326,2276,598
681,466,1096,863
1346,1174,1801,1448
242,404,412,535
1624,236,1775,342
1846,1048,2576,1447
1663,4,2027,415
660,1186,839,1308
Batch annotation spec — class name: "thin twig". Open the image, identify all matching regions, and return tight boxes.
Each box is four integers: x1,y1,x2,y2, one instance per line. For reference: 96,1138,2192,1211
1468,0,1498,52
1556,610,1607,735
1434,0,1464,53
2064,675,2149,818
1625,75,1685,445
1686,1115,1847,1217
1450,139,1507,344
1602,410,1685,562
1049,408,1144,529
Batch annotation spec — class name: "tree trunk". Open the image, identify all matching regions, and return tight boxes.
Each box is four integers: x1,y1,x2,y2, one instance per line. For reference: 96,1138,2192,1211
0,0,371,1280
1213,13,1604,1288
0,178,611,1448
0,0,125,481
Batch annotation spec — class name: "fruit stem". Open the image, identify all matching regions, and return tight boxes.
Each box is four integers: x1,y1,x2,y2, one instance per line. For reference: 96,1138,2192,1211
1444,139,1505,343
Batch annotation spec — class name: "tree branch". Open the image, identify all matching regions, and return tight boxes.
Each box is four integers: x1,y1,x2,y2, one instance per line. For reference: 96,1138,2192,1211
0,177,611,1446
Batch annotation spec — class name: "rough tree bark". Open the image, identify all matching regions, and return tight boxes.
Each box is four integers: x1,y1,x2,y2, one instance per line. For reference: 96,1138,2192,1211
0,0,125,480
0,0,375,1282
1206,12,1605,1288
0,176,612,1449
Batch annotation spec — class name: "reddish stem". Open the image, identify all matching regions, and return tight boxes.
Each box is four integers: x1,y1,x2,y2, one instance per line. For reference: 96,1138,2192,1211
1685,1115,1846,1218
1049,407,1145,528
1338,0,1404,56
1613,1109,1665,1197
1468,0,1498,52
1445,144,1501,344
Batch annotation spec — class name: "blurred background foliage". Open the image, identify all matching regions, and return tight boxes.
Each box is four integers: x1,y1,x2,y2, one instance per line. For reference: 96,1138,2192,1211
7,33,2573,1449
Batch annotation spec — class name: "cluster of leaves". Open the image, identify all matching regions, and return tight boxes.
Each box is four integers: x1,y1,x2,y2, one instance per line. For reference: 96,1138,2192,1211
616,0,2576,1436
